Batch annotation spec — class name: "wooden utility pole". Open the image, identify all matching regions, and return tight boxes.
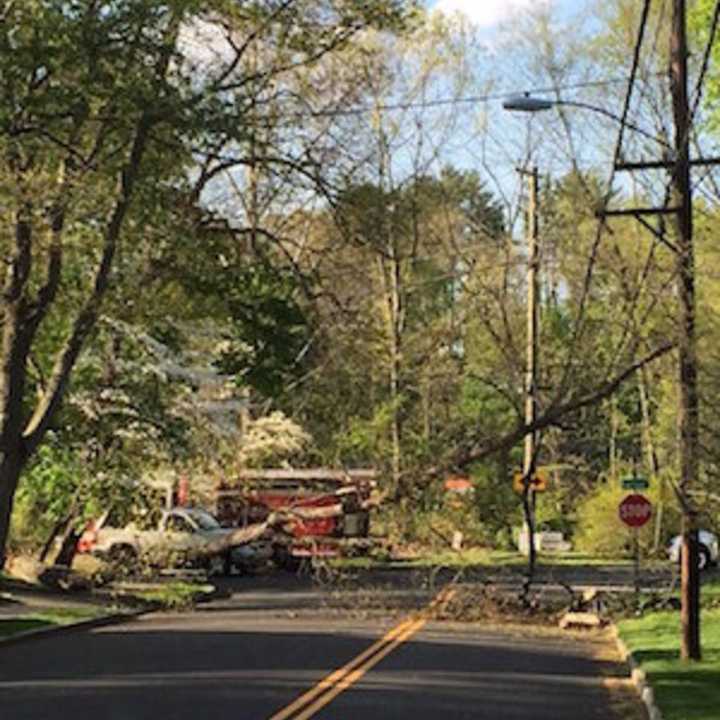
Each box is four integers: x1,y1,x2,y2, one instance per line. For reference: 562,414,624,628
606,0,715,660
670,0,701,661
522,166,540,578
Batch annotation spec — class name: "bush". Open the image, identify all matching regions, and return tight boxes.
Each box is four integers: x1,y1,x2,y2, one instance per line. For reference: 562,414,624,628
376,496,494,551
574,474,681,558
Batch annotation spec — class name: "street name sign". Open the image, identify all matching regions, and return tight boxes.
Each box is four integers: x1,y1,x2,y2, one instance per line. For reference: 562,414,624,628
621,475,649,491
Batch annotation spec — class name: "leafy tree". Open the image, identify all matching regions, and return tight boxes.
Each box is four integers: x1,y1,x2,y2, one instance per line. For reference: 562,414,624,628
280,166,505,509
0,0,417,565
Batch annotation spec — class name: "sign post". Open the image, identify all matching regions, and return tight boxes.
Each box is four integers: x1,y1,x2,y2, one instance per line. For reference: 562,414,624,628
619,493,652,605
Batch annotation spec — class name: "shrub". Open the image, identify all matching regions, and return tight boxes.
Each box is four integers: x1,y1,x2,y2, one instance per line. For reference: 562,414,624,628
574,474,681,558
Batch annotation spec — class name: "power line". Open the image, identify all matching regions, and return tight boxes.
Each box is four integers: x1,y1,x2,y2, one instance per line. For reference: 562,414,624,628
562,0,652,385
251,75,658,121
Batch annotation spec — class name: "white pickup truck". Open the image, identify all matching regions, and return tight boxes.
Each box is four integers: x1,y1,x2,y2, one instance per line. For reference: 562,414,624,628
77,506,267,574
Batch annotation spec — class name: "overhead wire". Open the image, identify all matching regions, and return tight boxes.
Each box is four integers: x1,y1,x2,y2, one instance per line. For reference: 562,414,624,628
556,0,653,396
272,75,653,119
631,0,668,154
653,1,720,215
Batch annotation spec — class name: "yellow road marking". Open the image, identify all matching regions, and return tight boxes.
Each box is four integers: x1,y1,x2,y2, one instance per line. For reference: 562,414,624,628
292,615,428,720
268,617,416,720
268,586,456,720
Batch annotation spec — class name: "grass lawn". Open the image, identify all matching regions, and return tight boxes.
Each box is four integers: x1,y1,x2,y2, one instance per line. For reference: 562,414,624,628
0,607,105,639
0,617,54,637
618,579,720,720
131,581,215,609
333,548,636,570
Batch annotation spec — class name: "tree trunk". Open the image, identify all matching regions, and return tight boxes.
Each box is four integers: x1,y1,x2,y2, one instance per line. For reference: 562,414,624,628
609,396,618,481
0,300,32,569
638,370,663,552
390,252,402,490
0,451,25,569
39,515,71,564
54,523,81,568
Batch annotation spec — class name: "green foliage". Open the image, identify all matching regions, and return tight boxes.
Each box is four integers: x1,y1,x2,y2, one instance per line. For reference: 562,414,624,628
212,265,311,398
574,474,680,558
0,0,421,561
134,581,214,610
690,0,720,130
469,464,521,548
375,496,491,550
291,166,509,479
8,437,166,552
333,400,399,465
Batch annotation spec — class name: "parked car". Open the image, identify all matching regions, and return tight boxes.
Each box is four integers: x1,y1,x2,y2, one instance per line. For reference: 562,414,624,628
77,506,270,574
668,530,719,571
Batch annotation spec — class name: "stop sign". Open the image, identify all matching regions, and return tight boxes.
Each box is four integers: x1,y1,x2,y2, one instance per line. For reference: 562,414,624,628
618,493,652,528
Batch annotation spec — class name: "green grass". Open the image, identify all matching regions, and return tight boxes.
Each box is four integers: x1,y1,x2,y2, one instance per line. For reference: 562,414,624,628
0,617,54,637
702,576,720,605
619,600,720,720
133,581,214,609
331,548,521,570
332,548,636,570
0,607,104,639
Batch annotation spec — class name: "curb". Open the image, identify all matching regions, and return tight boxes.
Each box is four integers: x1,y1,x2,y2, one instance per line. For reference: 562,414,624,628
0,607,152,650
610,624,663,720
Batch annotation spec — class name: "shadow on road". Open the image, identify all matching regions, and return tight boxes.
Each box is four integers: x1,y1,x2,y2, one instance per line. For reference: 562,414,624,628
0,615,634,720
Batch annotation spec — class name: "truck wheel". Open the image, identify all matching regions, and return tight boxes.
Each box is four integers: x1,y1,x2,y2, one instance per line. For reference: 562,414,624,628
273,545,301,573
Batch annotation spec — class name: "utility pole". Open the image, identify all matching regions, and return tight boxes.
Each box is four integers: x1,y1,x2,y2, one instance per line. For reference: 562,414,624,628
669,0,700,662
605,0,720,661
521,166,540,578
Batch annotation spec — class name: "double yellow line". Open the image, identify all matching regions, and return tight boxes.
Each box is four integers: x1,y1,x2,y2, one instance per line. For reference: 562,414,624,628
268,586,456,720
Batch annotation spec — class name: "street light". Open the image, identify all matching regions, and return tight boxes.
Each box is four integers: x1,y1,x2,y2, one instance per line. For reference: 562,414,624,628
502,95,554,112
502,93,668,147
505,80,702,658
502,92,664,580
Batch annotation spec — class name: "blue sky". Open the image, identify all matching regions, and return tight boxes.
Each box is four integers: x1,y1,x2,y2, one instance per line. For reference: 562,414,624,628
418,0,623,220
427,0,582,35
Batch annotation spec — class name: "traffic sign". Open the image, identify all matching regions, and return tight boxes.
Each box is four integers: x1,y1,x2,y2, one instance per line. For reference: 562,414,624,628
619,493,652,528
513,469,548,494
621,475,649,491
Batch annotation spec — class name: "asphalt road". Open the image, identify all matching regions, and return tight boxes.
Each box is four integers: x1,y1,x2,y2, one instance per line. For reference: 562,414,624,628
0,576,644,720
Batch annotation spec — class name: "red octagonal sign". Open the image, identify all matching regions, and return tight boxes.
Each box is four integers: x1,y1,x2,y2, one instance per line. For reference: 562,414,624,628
619,493,652,528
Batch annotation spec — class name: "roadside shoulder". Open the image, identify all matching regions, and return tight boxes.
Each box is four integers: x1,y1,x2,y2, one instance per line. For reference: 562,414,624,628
611,623,663,720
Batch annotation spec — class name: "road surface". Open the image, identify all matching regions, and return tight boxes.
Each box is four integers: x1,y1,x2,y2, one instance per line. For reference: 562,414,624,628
0,577,645,720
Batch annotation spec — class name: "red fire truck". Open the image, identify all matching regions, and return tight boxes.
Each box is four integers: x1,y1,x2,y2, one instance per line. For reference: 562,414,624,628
214,469,377,568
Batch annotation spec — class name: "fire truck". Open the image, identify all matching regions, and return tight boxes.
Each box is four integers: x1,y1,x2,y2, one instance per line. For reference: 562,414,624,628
214,468,377,568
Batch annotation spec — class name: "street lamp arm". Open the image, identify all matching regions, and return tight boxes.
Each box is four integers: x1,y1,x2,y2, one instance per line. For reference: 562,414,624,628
502,94,668,148
553,99,668,147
